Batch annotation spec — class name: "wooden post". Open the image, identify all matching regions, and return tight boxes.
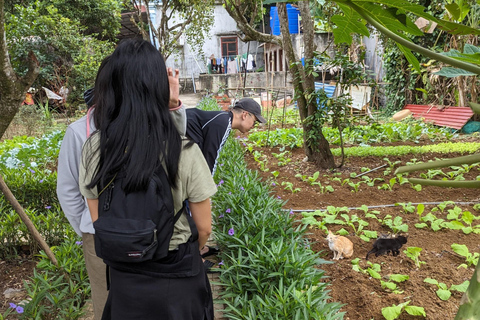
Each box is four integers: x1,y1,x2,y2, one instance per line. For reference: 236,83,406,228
0,174,58,266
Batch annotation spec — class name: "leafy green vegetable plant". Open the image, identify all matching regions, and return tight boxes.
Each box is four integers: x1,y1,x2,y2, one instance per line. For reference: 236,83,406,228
382,215,409,233
351,258,382,279
378,177,397,191
340,214,369,235
381,274,409,294
281,181,301,193
451,244,479,268
381,301,426,320
424,278,469,301
395,202,415,214
403,247,426,268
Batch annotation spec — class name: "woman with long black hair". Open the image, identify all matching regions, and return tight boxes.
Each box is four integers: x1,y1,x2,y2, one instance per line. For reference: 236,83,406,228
79,38,216,320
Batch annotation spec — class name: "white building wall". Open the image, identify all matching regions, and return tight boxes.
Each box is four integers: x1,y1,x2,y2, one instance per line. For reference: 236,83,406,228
153,5,262,79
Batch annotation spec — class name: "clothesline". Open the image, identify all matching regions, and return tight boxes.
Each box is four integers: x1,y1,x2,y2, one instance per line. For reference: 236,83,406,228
207,53,259,74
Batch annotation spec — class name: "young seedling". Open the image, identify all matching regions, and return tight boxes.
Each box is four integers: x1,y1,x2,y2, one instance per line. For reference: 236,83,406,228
359,230,378,242
378,177,397,191
348,180,364,192
351,258,382,279
431,201,455,214
451,243,479,268
395,202,415,214
381,301,426,320
381,274,409,294
281,181,301,193
382,215,409,233
272,151,292,166
415,212,444,231
271,171,280,180
424,278,469,301
403,247,426,268
301,215,327,231
361,176,384,187
383,157,401,170
340,214,369,235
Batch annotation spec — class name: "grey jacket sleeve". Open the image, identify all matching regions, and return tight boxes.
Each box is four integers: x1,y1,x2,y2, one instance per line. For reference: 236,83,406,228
57,123,93,236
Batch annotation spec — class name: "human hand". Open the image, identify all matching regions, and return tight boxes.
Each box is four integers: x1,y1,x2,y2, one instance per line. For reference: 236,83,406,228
168,68,180,109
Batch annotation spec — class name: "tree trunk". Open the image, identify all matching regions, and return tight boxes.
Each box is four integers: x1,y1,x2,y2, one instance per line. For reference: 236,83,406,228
277,1,335,169
0,0,39,138
0,0,57,265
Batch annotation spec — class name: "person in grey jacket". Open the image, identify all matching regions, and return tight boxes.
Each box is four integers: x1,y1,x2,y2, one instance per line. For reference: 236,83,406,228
56,65,185,320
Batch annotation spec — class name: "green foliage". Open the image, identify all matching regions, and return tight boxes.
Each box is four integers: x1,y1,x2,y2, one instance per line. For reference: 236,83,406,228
204,98,345,319
451,243,479,268
44,0,122,40
381,274,409,294
351,258,381,279
19,239,90,319
403,247,426,268
0,131,69,258
382,215,409,233
247,119,456,149
424,278,469,301
381,301,426,320
5,1,116,106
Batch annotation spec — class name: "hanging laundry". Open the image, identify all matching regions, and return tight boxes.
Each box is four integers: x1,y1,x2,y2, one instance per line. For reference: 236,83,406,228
227,59,237,74
246,54,255,71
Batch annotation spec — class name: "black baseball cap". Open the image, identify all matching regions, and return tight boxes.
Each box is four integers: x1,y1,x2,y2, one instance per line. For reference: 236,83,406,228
234,98,266,123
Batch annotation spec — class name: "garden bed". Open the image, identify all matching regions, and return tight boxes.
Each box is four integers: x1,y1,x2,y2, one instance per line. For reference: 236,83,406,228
244,144,479,320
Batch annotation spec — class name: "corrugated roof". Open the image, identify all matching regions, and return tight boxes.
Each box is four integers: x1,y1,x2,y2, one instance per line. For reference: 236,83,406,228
403,104,474,130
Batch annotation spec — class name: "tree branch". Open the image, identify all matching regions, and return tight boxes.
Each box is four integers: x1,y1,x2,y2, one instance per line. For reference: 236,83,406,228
347,0,480,75
223,0,282,45
0,174,58,266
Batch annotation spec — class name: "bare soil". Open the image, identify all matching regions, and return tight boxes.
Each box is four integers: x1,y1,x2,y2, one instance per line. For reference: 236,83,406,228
244,142,480,320
0,257,36,315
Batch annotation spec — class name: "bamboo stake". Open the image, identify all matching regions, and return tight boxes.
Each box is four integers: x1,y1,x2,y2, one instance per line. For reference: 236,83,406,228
0,174,58,266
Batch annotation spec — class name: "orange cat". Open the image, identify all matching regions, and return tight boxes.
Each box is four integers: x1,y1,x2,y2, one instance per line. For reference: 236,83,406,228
326,230,354,260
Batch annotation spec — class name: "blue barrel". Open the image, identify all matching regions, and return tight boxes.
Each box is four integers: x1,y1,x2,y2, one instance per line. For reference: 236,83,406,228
270,4,300,35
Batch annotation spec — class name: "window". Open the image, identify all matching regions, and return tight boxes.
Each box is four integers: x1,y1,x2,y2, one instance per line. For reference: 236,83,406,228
221,37,238,57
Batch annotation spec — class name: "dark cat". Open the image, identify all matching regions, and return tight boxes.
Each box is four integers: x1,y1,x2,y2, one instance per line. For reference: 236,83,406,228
366,235,407,260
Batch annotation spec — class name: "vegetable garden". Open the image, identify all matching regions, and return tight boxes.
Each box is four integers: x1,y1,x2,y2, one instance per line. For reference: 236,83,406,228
239,110,479,319
0,99,479,319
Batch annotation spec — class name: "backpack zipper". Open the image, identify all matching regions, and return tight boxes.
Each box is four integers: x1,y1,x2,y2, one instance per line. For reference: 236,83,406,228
103,182,114,211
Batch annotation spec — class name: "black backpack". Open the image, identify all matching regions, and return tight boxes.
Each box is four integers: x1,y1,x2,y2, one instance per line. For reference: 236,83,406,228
93,165,185,265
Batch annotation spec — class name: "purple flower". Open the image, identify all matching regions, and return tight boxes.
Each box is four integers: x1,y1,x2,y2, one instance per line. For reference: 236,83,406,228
29,169,35,174
272,182,276,186
220,163,224,166
218,214,224,219
228,228,235,236
289,210,294,215
226,208,231,213
242,143,246,146
240,187,244,191
218,261,224,266
218,179,224,186
277,196,281,199
228,192,232,195
9,303,16,309
16,306,24,314
39,179,44,183
75,241,83,246
45,206,51,209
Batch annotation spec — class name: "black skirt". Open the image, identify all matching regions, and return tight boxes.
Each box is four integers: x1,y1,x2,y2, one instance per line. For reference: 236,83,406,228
101,241,213,320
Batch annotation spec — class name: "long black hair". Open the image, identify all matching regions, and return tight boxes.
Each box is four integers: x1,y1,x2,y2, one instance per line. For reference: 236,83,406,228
86,38,181,193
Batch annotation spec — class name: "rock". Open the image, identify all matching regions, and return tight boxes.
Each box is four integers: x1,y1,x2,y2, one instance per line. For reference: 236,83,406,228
3,288,24,299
